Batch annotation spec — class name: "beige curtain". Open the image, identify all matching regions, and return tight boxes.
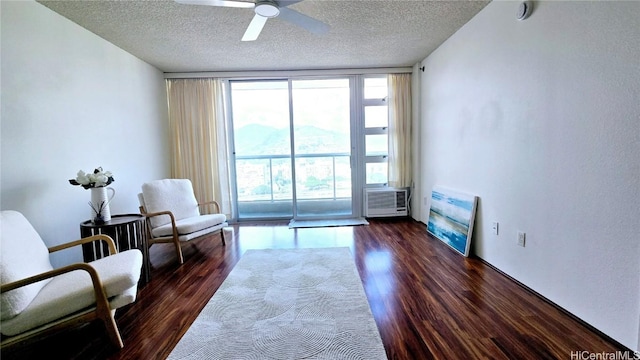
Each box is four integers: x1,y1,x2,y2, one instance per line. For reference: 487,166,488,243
166,78,232,216
388,73,412,188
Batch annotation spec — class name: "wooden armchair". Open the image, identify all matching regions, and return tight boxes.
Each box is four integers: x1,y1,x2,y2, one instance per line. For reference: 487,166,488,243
138,179,228,264
0,210,143,349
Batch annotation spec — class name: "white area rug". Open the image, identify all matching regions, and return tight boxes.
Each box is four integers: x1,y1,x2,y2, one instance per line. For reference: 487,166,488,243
288,218,369,229
168,247,387,360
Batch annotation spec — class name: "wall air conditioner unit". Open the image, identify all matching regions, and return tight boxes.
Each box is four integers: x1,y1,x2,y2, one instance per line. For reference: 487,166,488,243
364,188,408,218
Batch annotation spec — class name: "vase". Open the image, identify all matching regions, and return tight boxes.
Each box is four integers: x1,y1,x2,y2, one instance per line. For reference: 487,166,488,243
90,186,115,223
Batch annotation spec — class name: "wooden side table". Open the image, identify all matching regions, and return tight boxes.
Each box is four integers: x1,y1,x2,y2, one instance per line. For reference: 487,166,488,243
80,214,150,285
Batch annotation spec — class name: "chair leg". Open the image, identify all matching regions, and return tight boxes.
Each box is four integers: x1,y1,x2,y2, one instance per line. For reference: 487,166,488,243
221,229,226,246
174,239,184,264
100,309,124,348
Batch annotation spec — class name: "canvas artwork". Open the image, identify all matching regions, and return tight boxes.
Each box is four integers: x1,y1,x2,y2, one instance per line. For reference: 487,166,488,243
427,186,478,257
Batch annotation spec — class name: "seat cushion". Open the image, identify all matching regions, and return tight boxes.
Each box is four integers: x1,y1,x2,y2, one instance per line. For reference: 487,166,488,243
109,284,139,311
141,179,200,229
0,211,55,321
1,249,142,336
151,214,227,238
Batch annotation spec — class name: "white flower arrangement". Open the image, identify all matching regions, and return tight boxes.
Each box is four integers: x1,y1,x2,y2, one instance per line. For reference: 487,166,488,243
69,167,115,189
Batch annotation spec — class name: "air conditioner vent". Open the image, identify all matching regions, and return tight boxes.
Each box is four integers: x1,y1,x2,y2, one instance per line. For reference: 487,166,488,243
396,191,407,208
364,188,408,217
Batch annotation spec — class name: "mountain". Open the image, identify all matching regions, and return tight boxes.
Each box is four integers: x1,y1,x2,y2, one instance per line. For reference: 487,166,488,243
234,124,350,156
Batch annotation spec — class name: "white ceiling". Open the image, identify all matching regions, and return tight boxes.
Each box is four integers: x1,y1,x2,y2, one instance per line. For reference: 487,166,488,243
37,0,490,73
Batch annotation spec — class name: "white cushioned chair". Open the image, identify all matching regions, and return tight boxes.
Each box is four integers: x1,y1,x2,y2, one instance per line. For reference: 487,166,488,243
0,210,142,349
139,179,227,265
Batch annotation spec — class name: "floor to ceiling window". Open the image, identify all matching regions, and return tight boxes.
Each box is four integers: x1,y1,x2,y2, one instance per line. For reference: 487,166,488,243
229,75,389,221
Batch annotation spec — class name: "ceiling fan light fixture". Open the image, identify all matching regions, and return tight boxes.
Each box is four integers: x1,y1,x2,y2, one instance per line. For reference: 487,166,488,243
255,1,279,18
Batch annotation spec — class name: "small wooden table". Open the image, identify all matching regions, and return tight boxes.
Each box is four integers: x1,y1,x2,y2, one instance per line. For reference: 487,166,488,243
80,214,150,285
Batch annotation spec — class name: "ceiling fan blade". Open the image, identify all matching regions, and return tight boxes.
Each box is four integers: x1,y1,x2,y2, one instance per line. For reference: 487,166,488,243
242,14,268,41
174,0,254,9
278,7,329,35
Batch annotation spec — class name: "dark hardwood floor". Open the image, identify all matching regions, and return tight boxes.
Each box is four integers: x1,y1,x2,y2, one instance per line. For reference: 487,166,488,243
2,219,628,359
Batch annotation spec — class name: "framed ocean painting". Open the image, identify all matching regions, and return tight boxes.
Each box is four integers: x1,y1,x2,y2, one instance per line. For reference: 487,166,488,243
427,186,478,257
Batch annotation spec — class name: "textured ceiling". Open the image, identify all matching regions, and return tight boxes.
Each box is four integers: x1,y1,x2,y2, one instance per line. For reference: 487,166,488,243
37,0,490,73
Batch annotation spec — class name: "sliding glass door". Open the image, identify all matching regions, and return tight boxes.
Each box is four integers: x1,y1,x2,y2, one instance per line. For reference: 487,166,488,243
230,78,354,220
231,81,293,219
292,79,352,218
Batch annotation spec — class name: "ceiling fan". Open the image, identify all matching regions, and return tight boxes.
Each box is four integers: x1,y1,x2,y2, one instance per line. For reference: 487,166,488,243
175,0,330,41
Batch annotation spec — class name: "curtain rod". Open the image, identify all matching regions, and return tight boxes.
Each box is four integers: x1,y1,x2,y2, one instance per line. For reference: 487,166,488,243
164,67,413,79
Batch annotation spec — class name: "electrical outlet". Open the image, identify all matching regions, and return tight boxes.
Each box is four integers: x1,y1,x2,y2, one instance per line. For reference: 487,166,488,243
517,232,526,247
492,222,499,235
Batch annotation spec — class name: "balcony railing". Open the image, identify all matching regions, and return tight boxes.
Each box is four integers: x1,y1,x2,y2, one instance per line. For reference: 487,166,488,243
235,153,353,218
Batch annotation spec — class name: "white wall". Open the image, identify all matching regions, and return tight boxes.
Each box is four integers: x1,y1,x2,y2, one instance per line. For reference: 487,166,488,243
1,1,170,267
417,1,640,351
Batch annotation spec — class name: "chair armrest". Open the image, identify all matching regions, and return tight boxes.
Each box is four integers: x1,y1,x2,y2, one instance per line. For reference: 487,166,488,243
48,234,117,256
0,262,106,299
141,210,177,225
139,209,179,238
198,200,221,214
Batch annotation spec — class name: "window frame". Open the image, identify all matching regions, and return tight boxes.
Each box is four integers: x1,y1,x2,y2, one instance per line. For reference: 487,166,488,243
362,75,389,187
